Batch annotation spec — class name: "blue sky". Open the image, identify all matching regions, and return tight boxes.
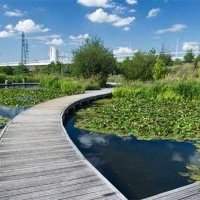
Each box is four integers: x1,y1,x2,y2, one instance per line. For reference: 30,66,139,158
0,0,199,62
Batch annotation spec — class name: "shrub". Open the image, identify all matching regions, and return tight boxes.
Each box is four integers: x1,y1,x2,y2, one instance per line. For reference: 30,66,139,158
40,76,60,89
0,74,6,83
159,53,173,66
59,80,84,94
13,65,29,74
184,50,194,63
0,66,14,75
121,51,156,81
153,57,167,80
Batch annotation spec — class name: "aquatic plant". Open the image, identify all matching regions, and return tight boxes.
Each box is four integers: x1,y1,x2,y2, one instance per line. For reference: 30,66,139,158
76,80,200,141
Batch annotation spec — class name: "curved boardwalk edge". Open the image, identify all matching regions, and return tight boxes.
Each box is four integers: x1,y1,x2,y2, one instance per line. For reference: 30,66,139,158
0,89,127,200
144,182,200,200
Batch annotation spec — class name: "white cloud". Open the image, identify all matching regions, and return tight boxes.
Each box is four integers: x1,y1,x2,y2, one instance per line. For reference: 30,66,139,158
69,33,90,41
123,27,130,31
113,5,126,14
183,42,200,51
29,34,64,46
77,0,110,7
126,0,137,5
15,19,49,33
113,17,135,27
0,19,49,38
69,33,90,45
2,4,25,17
113,47,138,61
87,8,135,28
156,24,187,34
0,30,14,38
5,9,24,17
129,9,136,13
46,38,64,46
147,8,160,18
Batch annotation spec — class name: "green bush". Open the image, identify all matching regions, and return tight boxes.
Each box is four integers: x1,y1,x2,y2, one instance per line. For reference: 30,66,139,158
153,57,167,80
0,74,6,83
59,80,84,94
0,66,14,75
72,37,116,85
120,51,156,81
13,65,29,74
184,50,194,63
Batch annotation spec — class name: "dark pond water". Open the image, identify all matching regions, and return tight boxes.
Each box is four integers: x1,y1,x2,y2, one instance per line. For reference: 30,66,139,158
0,105,25,119
65,115,200,200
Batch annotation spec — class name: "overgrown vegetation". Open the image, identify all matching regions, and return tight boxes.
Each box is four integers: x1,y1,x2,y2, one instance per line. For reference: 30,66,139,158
76,80,200,141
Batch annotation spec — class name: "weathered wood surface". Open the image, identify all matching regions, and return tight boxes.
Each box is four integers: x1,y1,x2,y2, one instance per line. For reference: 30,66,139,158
0,89,127,200
144,182,200,200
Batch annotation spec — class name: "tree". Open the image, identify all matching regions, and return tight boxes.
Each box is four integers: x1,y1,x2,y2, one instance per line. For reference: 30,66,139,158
121,51,157,81
72,38,116,85
194,55,200,70
46,62,65,75
0,66,14,75
184,50,194,63
153,57,167,80
174,58,183,65
159,53,173,66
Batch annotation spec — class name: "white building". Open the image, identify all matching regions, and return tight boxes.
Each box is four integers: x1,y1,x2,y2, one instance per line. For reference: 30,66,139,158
49,46,59,63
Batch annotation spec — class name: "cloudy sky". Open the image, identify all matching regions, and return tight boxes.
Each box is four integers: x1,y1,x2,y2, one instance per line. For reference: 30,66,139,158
0,0,199,62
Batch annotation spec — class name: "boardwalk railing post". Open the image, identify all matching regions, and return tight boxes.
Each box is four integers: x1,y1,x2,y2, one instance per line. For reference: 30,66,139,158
5,80,8,88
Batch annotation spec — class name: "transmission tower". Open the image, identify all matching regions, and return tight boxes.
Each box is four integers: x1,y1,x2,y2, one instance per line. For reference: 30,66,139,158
21,32,29,65
25,39,29,63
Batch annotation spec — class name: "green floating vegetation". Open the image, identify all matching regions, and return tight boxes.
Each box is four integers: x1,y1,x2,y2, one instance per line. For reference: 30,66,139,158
75,80,200,141
0,75,104,107
0,87,84,107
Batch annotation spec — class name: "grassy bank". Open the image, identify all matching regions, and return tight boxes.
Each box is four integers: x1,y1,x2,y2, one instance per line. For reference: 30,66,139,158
76,80,200,141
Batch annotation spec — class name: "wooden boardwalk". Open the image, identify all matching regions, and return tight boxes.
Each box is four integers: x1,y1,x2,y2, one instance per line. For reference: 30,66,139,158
145,182,200,200
0,89,127,200
1,88,200,200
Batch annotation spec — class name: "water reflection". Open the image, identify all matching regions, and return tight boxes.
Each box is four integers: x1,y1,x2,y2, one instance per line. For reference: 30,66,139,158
65,116,200,199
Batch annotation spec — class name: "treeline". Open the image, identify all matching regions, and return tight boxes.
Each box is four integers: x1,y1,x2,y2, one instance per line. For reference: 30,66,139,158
1,37,200,84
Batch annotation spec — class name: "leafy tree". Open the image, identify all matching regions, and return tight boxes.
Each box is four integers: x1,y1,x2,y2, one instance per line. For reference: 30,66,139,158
72,38,116,85
159,53,173,66
184,50,194,63
194,55,200,70
174,58,183,65
0,66,14,75
121,51,157,81
153,57,167,80
47,62,65,75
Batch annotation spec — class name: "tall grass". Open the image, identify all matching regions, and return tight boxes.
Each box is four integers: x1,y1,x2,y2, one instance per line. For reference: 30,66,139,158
113,80,200,101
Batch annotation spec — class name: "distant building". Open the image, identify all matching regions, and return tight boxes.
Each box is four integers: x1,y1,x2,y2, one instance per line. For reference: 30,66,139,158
49,46,59,63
